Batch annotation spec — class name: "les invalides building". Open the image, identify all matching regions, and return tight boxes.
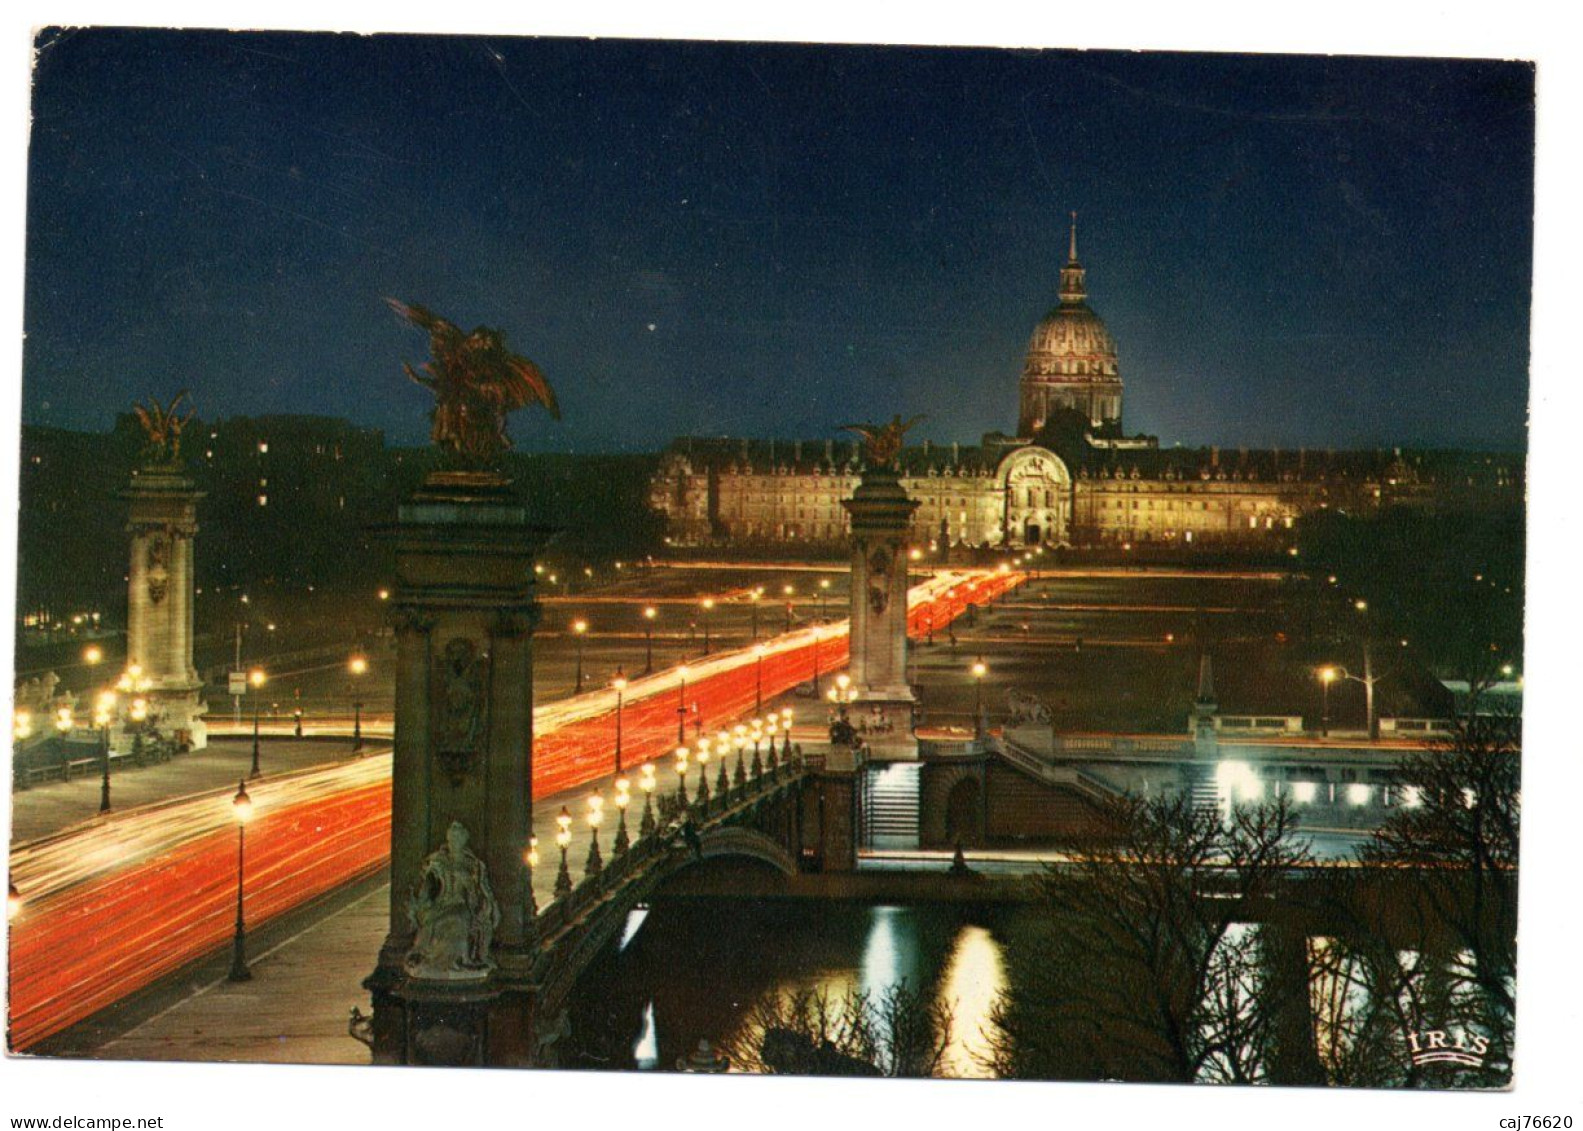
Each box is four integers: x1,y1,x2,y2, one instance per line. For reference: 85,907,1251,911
648,221,1518,552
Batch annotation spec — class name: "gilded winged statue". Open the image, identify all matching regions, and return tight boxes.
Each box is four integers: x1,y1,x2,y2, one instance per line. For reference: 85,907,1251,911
387,299,560,466
133,391,194,466
841,414,925,469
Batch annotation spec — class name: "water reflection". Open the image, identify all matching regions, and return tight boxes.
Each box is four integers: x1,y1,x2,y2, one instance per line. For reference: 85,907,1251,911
568,899,1008,1077
632,1001,659,1070
936,925,1004,1079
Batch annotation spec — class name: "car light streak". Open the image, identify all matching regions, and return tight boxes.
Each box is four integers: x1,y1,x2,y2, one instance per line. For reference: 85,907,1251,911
7,570,1022,1051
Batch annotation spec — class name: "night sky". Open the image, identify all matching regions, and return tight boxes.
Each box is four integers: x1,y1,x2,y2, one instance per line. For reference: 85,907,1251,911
22,29,1533,453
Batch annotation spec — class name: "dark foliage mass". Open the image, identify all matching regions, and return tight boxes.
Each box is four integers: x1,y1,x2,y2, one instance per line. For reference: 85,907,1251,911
1296,506,1524,689
16,419,666,619
986,714,1519,1089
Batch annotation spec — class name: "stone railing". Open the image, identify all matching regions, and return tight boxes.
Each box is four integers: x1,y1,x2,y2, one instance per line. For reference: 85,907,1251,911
1048,733,1190,758
996,736,1123,804
1379,717,1455,737
1212,715,1304,735
530,744,807,940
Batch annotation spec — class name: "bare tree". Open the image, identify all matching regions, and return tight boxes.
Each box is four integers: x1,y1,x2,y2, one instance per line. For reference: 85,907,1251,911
984,792,1310,1082
1359,710,1519,1065
723,982,955,1078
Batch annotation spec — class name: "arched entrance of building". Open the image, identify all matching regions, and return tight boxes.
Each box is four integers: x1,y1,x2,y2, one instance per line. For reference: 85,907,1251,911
997,446,1072,547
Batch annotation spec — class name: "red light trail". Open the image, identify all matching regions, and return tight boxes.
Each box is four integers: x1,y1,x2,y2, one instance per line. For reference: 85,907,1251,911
7,570,1022,1051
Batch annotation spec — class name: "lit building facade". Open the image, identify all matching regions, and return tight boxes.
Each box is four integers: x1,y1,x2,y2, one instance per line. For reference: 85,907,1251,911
648,226,1521,551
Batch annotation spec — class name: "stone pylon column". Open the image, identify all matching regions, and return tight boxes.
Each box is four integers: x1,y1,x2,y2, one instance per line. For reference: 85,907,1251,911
121,464,207,750
364,471,553,1067
842,464,920,754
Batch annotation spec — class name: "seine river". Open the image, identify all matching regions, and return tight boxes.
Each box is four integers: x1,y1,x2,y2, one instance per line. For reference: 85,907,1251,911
565,900,1008,1077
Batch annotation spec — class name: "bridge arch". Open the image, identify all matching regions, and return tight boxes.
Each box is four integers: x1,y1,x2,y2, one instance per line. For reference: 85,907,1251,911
920,763,985,848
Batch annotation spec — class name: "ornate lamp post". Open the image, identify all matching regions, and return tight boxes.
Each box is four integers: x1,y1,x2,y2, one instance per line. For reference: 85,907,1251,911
52,702,74,781
642,606,657,674
732,727,749,789
612,668,627,775
714,730,731,798
811,628,822,696
783,584,796,633
972,657,988,738
819,577,831,622
572,618,588,694
228,780,254,982
749,587,762,640
700,597,715,655
612,777,631,856
676,664,690,746
93,693,114,813
1318,666,1337,738
754,643,767,713
524,835,540,919
695,738,712,809
348,654,368,753
780,707,795,760
750,718,764,778
673,746,691,806
765,718,779,770
248,667,267,779
584,793,604,880
638,763,657,837
554,807,574,899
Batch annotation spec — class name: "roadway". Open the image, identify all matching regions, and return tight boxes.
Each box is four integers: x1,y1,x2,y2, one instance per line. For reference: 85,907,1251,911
7,568,1021,1050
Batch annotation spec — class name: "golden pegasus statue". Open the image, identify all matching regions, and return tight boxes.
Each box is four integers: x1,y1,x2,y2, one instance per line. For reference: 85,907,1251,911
387,298,560,466
132,391,195,466
841,414,926,470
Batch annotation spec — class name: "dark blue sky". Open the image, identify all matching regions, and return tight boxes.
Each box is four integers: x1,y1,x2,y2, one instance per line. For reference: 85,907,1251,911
23,29,1533,452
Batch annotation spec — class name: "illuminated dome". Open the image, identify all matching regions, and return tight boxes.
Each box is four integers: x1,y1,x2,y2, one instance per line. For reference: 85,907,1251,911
1018,217,1124,435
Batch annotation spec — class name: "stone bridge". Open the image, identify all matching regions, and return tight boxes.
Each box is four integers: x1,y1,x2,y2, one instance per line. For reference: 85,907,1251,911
363,741,853,1067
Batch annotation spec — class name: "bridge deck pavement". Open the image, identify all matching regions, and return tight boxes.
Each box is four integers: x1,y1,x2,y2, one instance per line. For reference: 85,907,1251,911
93,883,388,1065
8,738,370,845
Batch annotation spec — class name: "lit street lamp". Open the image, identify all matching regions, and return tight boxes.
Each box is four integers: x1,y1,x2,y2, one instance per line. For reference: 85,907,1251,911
613,777,631,856
749,587,762,640
819,577,831,622
348,654,368,753
93,692,114,813
714,730,731,797
612,668,627,774
674,746,691,806
248,667,267,779
811,628,822,696
639,764,657,838
584,793,604,879
676,665,690,746
733,730,749,789
524,836,540,918
695,738,712,808
700,598,715,655
228,780,254,982
783,585,796,633
642,606,657,674
1318,666,1337,738
554,807,573,899
972,657,988,737
572,619,588,694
